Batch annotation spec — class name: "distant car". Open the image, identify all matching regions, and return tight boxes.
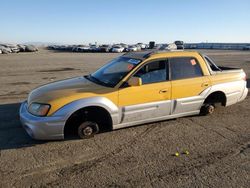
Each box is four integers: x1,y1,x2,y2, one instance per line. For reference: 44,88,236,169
137,43,147,49
119,43,128,49
10,46,20,53
89,45,100,52
154,44,162,49
0,49,2,54
72,46,78,52
5,44,19,53
149,41,156,49
127,45,138,52
158,44,168,50
135,44,141,51
159,43,177,51
65,45,75,51
47,45,56,50
25,45,38,52
18,44,26,52
111,45,124,53
11,48,20,53
174,41,184,50
99,45,112,52
0,45,12,54
58,45,71,51
73,46,90,52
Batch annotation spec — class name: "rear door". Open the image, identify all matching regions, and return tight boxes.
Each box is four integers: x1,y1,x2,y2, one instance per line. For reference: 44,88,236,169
170,57,210,114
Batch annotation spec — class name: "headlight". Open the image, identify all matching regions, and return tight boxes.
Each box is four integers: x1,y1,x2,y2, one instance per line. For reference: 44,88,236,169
28,103,50,116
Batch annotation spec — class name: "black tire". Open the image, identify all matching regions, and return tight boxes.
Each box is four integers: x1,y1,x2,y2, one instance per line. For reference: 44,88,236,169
77,121,99,139
200,104,215,116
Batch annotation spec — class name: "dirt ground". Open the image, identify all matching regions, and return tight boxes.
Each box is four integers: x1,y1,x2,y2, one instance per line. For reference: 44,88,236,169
0,49,249,187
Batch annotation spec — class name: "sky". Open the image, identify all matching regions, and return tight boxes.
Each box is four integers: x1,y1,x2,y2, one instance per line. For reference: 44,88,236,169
0,0,250,44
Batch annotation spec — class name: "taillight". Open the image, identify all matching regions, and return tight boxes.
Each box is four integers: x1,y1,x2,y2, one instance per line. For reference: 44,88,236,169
241,72,247,81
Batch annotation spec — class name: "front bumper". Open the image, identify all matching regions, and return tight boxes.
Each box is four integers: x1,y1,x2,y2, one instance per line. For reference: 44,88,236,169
19,102,65,140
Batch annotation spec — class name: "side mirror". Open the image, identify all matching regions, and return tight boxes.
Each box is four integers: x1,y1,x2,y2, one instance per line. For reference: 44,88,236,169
127,77,142,86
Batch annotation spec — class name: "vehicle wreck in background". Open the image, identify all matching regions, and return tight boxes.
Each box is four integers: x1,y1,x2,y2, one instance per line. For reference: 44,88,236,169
46,42,178,53
0,44,38,54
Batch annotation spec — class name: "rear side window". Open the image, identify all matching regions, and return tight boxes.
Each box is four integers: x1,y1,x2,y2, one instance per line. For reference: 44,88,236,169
170,57,203,80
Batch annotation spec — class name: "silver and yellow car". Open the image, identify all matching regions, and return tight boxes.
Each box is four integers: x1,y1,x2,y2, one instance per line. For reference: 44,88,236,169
20,50,248,140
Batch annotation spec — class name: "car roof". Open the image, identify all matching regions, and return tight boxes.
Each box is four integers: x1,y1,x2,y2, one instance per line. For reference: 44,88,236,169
122,51,152,60
123,50,199,60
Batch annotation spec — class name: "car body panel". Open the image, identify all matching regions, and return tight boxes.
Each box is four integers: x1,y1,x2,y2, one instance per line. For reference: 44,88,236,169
118,81,171,123
52,97,120,125
28,76,118,116
171,76,211,99
20,102,65,140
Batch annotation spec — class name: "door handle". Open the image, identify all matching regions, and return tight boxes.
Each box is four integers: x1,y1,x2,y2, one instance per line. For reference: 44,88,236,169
202,82,209,87
159,89,168,94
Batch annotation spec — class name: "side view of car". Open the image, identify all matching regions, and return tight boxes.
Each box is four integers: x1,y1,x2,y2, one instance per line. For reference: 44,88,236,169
20,50,248,140
72,45,90,52
0,45,12,54
127,45,138,52
99,45,112,52
89,44,100,52
137,43,147,49
111,45,124,52
158,43,177,50
174,40,184,49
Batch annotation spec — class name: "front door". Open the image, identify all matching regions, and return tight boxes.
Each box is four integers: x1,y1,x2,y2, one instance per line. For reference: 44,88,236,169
118,59,171,125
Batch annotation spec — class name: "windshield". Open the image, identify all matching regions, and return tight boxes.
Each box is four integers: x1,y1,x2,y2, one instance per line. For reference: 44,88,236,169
89,57,141,87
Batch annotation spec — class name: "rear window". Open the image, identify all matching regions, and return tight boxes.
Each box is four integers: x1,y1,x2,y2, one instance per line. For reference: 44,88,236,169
204,56,221,71
170,57,203,80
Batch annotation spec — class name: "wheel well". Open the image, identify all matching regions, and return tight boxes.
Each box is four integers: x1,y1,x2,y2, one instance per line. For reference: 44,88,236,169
64,106,113,137
204,91,226,106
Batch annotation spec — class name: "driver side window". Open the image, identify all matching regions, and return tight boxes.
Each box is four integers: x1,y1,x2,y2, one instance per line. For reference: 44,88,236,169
134,60,168,84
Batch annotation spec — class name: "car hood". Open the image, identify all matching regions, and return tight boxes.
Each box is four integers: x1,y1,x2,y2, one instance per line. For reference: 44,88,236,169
28,77,117,114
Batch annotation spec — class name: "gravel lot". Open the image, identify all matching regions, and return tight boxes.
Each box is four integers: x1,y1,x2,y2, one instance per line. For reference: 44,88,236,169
0,49,249,187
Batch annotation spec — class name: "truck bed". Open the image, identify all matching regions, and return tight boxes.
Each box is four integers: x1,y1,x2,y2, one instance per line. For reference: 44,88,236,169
218,66,241,71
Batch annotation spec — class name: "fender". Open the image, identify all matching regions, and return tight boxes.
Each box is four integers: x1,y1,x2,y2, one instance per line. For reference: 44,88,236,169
52,96,120,126
200,80,246,106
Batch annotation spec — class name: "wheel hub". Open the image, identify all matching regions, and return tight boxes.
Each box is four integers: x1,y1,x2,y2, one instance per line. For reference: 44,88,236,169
83,126,93,136
208,105,214,114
